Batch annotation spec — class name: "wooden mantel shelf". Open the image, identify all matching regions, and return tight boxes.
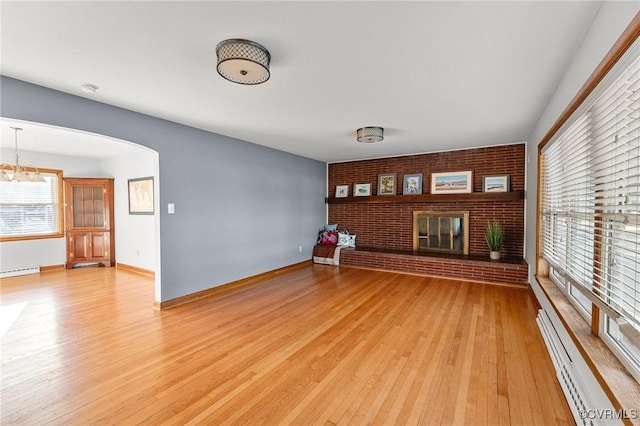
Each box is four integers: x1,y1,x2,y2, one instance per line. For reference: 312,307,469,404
326,190,524,204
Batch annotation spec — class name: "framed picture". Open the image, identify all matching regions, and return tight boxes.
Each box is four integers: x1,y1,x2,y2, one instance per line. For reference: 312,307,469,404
403,174,422,195
431,171,473,194
377,173,397,195
354,183,372,197
128,177,154,214
483,174,510,192
335,185,349,198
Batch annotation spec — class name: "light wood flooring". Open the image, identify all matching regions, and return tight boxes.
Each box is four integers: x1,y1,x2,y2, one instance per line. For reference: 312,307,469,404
0,263,573,425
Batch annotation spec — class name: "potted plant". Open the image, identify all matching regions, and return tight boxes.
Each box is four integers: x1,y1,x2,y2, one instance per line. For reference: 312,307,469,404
485,220,503,260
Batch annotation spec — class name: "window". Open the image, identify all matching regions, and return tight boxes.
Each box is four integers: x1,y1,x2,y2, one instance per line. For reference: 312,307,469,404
0,167,63,241
540,37,640,380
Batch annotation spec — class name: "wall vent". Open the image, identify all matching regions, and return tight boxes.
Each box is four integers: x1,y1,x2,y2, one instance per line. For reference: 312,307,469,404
0,265,40,279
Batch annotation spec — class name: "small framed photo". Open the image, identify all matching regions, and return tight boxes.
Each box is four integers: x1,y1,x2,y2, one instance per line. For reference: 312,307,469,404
403,174,423,195
128,176,154,215
335,185,349,198
377,173,397,195
354,183,372,197
431,171,473,194
483,174,510,192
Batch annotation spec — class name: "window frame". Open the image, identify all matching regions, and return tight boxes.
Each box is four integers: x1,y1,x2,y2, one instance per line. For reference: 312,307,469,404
535,14,640,407
0,166,64,242
540,39,640,379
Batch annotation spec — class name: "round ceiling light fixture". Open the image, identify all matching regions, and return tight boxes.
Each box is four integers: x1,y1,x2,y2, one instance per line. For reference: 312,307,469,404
80,83,98,94
216,38,271,85
356,126,384,143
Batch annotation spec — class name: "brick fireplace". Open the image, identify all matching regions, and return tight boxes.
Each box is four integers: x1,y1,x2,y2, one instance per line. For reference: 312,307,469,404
326,144,528,285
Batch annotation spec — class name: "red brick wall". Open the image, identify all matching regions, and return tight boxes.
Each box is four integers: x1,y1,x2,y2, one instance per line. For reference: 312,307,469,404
339,250,529,285
328,144,525,258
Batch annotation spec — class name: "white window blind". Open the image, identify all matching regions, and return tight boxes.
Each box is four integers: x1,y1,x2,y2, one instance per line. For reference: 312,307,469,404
591,60,640,330
541,38,640,370
0,171,61,238
542,113,595,293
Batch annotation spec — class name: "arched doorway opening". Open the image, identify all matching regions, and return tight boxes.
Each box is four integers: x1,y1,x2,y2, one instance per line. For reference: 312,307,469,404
0,118,161,301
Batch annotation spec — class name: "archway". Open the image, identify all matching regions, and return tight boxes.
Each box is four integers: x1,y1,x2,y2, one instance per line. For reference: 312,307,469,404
0,118,161,301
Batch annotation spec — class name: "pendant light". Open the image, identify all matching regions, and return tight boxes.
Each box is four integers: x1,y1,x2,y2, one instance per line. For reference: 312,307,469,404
0,127,46,183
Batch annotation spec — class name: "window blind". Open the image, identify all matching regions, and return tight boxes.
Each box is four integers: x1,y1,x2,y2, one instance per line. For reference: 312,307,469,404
541,41,640,335
0,172,60,237
591,61,640,330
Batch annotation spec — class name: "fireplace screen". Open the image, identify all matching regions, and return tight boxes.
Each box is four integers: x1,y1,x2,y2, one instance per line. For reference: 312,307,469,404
413,211,469,255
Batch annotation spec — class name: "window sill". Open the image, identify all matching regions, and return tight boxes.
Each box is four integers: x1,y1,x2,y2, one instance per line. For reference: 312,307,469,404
536,275,640,425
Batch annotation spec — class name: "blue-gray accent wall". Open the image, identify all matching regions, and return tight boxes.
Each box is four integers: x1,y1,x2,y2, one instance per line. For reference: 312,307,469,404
1,76,327,301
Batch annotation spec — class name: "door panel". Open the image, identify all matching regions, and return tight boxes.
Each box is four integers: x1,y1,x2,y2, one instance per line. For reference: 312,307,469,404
90,232,109,260
69,232,90,262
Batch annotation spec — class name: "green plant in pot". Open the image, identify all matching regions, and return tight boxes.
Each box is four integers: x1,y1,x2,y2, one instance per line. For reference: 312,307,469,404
485,220,504,260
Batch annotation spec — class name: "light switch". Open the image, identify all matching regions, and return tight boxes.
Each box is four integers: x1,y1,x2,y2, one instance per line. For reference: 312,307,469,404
168,203,175,214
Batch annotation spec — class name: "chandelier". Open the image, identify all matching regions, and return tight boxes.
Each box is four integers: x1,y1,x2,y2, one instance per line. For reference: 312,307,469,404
0,127,45,183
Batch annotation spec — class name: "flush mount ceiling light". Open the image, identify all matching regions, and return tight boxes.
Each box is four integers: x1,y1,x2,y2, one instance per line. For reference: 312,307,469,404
216,39,271,85
356,126,384,143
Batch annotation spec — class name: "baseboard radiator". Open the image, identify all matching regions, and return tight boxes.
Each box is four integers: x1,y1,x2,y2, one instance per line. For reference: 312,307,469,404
536,309,598,426
0,265,40,278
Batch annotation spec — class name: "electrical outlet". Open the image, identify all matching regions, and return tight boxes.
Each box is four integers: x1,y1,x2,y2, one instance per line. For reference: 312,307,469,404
298,245,303,252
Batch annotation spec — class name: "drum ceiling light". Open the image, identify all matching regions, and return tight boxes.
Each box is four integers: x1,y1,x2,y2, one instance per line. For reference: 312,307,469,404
356,126,384,143
216,39,271,85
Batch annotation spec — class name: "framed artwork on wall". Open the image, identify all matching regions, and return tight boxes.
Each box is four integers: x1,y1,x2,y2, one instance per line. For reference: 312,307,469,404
128,176,154,214
482,174,510,192
377,173,397,195
431,171,473,194
335,185,349,198
354,183,372,197
403,174,422,195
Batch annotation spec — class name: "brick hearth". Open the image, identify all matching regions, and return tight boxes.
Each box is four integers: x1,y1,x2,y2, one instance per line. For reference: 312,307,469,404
339,247,528,286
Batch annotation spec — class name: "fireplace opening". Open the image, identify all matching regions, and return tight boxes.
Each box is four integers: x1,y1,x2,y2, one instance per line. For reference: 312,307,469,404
413,211,469,255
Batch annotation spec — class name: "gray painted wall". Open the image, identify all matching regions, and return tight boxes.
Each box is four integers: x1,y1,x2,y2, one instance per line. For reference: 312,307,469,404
1,76,327,301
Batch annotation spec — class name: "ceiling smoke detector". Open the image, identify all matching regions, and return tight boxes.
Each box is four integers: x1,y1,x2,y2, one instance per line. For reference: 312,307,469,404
80,83,98,94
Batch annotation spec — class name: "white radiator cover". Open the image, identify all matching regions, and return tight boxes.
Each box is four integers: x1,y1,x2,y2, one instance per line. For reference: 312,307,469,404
537,308,623,426
0,265,40,278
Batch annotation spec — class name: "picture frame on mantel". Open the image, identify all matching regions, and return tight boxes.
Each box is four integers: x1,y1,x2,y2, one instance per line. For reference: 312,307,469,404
403,174,422,195
431,171,473,194
354,183,372,197
128,176,154,215
377,173,397,195
483,174,510,192
335,185,349,198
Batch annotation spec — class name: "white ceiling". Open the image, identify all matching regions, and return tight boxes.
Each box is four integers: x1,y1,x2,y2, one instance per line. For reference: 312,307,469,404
0,118,149,160
0,1,603,163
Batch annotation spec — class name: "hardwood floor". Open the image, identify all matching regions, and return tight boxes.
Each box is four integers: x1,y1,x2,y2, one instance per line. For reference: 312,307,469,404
0,264,573,425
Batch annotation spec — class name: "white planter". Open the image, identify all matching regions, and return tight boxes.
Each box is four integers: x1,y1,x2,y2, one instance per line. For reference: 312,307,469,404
490,251,501,260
